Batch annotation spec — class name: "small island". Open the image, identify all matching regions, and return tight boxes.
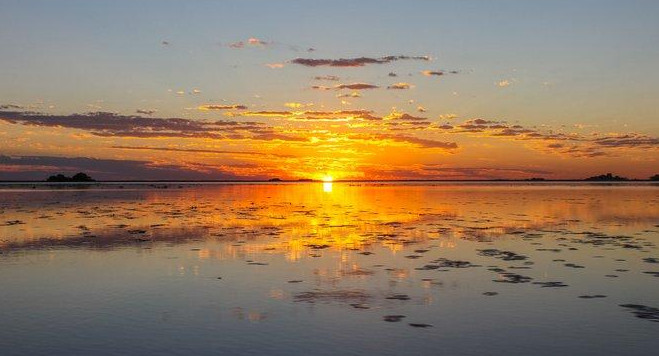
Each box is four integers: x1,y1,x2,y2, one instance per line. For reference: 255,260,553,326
651,174,659,181
46,172,96,182
584,173,629,181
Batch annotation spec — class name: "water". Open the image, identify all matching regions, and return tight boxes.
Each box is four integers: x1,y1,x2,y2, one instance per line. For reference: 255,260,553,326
1,183,658,355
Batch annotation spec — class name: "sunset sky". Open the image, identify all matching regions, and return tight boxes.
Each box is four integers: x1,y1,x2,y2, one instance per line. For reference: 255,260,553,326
1,0,657,180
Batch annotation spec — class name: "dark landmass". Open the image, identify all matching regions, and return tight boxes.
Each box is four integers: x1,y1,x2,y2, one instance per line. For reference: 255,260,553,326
584,173,629,181
0,174,657,184
46,172,96,182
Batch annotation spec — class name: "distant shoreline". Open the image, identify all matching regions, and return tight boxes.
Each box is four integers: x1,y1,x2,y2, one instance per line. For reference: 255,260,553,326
0,179,657,184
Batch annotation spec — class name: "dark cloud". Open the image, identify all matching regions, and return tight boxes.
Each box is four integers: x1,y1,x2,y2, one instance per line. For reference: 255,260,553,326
0,110,304,142
0,155,245,181
290,55,430,67
592,134,659,148
421,70,444,76
335,83,379,90
391,113,428,121
469,118,497,125
421,70,459,76
232,111,293,117
198,104,248,110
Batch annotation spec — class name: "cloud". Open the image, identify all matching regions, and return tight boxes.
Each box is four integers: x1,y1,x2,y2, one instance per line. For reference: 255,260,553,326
136,109,157,115
395,136,456,149
0,110,305,142
386,113,428,121
111,146,295,158
198,104,248,111
230,109,381,122
227,37,271,49
591,134,659,148
335,83,379,90
348,133,457,149
314,75,340,81
0,155,246,181
336,92,361,98
290,55,430,67
248,37,269,46
0,104,23,110
497,80,511,87
387,82,412,90
421,70,459,77
439,114,458,120
422,70,444,76
265,63,284,69
284,102,314,109
421,165,553,179
433,117,658,158
229,110,293,117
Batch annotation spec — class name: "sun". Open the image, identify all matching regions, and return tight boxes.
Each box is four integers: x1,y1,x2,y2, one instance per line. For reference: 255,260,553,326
322,175,333,182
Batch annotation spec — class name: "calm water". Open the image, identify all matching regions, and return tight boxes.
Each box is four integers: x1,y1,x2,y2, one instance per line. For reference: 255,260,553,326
1,183,658,355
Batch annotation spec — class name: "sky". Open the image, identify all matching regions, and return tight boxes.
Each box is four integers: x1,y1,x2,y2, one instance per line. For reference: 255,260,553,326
0,0,658,180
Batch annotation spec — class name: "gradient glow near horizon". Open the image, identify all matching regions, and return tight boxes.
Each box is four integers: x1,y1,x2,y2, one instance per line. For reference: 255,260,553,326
0,0,657,180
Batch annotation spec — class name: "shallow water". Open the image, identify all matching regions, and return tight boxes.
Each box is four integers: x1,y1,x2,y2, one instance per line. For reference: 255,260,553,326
1,183,658,355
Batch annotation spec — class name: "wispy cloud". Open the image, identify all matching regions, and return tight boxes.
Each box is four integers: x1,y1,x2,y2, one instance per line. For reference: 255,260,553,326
348,133,457,149
387,82,412,90
136,109,157,115
421,70,459,77
290,55,430,67
198,104,248,111
335,83,379,90
313,75,340,81
111,146,295,158
0,111,305,142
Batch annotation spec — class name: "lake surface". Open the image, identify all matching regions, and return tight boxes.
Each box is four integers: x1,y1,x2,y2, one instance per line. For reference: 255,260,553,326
1,182,658,355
